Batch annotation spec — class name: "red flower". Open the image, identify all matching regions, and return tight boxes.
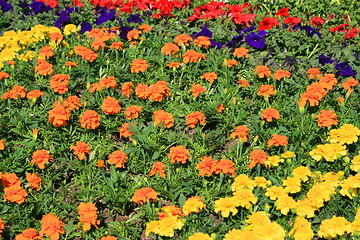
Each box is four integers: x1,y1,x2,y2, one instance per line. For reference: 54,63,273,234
258,17,279,31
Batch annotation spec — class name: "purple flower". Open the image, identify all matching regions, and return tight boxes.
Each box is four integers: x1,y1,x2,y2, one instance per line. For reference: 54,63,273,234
318,54,334,65
96,8,116,25
80,22,92,33
225,34,245,48
29,0,45,13
335,62,357,77
192,24,212,39
55,10,70,28
127,14,142,23
211,40,223,49
119,26,133,40
238,26,255,34
0,0,13,11
246,32,267,49
305,26,321,38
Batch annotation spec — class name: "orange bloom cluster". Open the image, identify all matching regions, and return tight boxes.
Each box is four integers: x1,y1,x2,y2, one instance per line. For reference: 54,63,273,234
101,96,121,114
65,61,78,67
119,122,136,142
134,81,171,102
127,29,142,41
139,24,152,33
132,187,157,205
1,85,26,99
161,43,180,56
254,65,271,78
79,110,101,129
73,46,98,62
261,108,280,122
34,59,53,76
107,150,128,168
121,81,133,98
70,141,91,160
188,84,206,97
182,49,206,64
257,84,276,98
89,76,117,93
39,46,54,59
157,205,185,220
248,149,268,168
50,74,70,94
130,58,148,73
99,236,117,240
31,149,53,169
153,110,174,128
201,72,217,83
1,173,28,204
110,41,124,50
168,145,190,164
148,161,166,178
307,67,322,79
15,228,41,240
88,28,117,50
0,218,3,238
223,59,238,68
26,90,44,100
268,134,288,147
186,111,206,128
78,202,100,231
196,156,236,177
167,61,181,69
233,47,249,58
299,82,327,106
316,110,338,127
193,36,211,48
48,96,81,127
0,71,10,80
230,125,250,142
237,79,250,87
319,73,338,90
274,70,291,80
26,173,42,191
61,95,82,111
342,77,358,95
39,213,65,240
0,140,5,150
174,34,192,46
124,105,142,119
217,104,225,113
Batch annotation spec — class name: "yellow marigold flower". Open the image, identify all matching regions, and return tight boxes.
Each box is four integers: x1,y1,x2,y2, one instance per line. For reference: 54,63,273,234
295,199,317,218
352,208,360,234
318,216,352,239
232,174,255,191
255,221,286,240
265,186,287,200
320,172,341,186
187,232,213,240
351,155,360,172
283,176,302,194
291,166,311,182
289,216,314,240
245,211,271,226
309,143,347,162
145,215,184,237
232,188,257,209
275,194,296,215
306,182,335,207
340,173,360,199
224,228,255,240
265,155,284,167
281,151,296,159
63,24,78,35
327,124,360,145
253,177,271,188
214,196,240,218
182,196,206,215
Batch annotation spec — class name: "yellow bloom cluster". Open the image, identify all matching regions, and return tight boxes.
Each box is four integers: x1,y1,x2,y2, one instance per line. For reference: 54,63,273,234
309,143,347,162
187,232,213,240
289,216,314,240
145,215,184,237
318,216,352,239
327,124,360,145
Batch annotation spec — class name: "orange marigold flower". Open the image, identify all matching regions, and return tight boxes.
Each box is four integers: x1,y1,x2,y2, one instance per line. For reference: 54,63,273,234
230,125,250,142
153,110,174,128
0,72,10,80
188,84,206,98
182,196,206,215
3,186,28,204
248,149,268,168
107,150,128,168
158,205,185,220
139,24,152,33
254,65,271,78
65,61,78,67
237,79,250,87
79,110,100,129
147,81,171,102
217,104,225,113
101,96,121,114
319,73,337,90
223,59,238,68
1,85,26,100
99,76,117,89
268,134,288,147
168,145,190,164
148,161,166,178
0,140,5,151
119,122,136,142
134,83,149,99
15,228,41,240
182,49,206,64
342,78,358,90
26,173,41,191
201,72,217,84
316,110,338,127
26,90,44,100
1,172,21,187
39,46,54,59
62,95,82,111
50,74,70,94
261,108,280,122
31,150,53,169
216,159,236,176
94,160,105,168
78,202,100,231
257,85,276,98
196,156,217,177
124,105,142,119
167,61,181,69
186,111,206,128
0,218,4,238
70,142,91,160
6,60,16,65
193,36,211,48
34,59,53,76
99,236,117,240
121,82,133,98
161,43,180,56
300,83,327,106
110,41,124,50
307,67,322,79
130,59,148,73
274,70,291,80
131,187,157,205
74,46,98,62
127,30,142,41
39,213,65,240
233,47,249,58
174,34,192,46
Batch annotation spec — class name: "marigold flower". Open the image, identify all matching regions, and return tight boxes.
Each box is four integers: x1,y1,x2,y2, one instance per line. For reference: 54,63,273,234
15,228,42,240
79,110,100,129
196,156,217,177
289,216,314,240
215,159,236,176
65,61,78,67
316,110,338,127
132,187,157,205
26,90,44,100
121,82,132,98
167,61,181,69
78,202,100,231
174,34,192,46
139,24,152,33
188,84,206,98
70,142,91,160
34,59,53,76
0,140,5,151
157,205,185,220
318,216,352,239
223,59,238,68
350,155,360,172
307,67,322,79
101,96,121,115
274,70,291,80
50,74,70,94
237,79,250,87
99,236,117,240
182,196,206,215
342,78,358,90
319,73,338,90
275,194,296,215
39,213,65,240
130,59,148,73
265,186,288,201
146,215,184,237
26,173,41,191
254,65,271,78
232,188,258,209
31,149,53,169
148,161,166,178
1,172,21,187
161,43,180,56
230,125,250,142
214,196,240,218
127,30,142,41
99,76,117,89
193,36,211,48
73,46,98,62
257,84,276,98
309,143,347,162
261,108,280,122
201,72,217,83
124,105,142,119
62,95,82,111
248,149,268,168
168,145,190,164
107,150,128,168
1,85,26,100
233,47,249,58
217,104,225,113
147,81,171,102
327,124,360,145
3,186,28,204
39,46,54,59
134,83,149,99
110,41,124,50
265,155,284,167
0,72,10,80
267,134,288,147
182,49,206,64
186,111,206,128
153,110,174,128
